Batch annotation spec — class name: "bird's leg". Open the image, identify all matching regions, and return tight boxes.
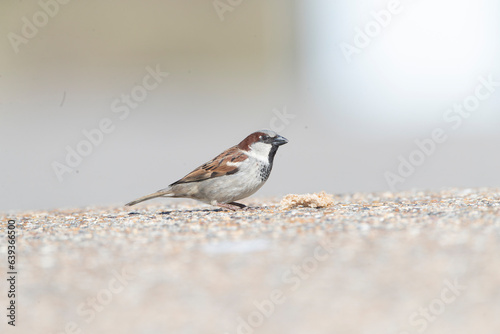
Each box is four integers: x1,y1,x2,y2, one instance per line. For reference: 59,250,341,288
217,202,247,211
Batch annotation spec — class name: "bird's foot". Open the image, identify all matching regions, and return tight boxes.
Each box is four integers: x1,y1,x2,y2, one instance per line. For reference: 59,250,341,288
217,202,248,211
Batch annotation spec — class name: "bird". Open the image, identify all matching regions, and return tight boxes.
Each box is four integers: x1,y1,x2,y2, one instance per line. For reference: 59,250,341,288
125,130,288,210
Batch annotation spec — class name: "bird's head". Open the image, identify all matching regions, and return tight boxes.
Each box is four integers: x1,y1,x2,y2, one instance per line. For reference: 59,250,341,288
238,130,288,162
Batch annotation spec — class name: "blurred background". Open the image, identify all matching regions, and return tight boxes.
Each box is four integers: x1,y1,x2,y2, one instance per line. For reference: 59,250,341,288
1,0,499,211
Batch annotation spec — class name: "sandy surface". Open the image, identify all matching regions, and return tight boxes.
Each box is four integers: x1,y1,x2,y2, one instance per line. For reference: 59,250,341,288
1,188,500,334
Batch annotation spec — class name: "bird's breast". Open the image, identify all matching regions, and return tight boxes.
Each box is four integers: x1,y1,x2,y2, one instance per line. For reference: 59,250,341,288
195,157,271,203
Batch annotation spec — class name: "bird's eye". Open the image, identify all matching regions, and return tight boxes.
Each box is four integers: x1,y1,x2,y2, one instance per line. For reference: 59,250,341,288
261,135,269,141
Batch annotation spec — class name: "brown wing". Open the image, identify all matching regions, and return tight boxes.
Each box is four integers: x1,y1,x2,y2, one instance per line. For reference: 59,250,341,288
170,146,248,186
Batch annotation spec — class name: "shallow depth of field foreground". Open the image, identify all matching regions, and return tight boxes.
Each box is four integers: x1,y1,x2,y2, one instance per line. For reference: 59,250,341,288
2,188,500,333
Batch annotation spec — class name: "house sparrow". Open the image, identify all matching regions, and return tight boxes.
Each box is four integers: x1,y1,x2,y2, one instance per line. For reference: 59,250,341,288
126,130,288,210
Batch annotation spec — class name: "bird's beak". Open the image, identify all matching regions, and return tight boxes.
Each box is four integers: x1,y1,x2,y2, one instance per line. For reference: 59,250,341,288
272,135,289,146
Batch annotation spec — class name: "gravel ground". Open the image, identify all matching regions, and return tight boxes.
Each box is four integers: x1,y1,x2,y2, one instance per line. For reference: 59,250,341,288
1,188,500,334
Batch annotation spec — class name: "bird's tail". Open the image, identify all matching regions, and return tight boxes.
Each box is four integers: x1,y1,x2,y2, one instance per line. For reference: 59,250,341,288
125,188,173,206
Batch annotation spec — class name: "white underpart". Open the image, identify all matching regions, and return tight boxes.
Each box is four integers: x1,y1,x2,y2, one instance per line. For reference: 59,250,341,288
204,155,269,205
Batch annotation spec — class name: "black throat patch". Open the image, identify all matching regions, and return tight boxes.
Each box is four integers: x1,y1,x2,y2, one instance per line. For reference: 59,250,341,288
268,145,279,165
259,162,272,181
259,145,279,181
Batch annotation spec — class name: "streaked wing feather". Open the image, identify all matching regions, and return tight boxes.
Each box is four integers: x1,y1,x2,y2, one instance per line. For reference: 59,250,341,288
170,146,247,186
